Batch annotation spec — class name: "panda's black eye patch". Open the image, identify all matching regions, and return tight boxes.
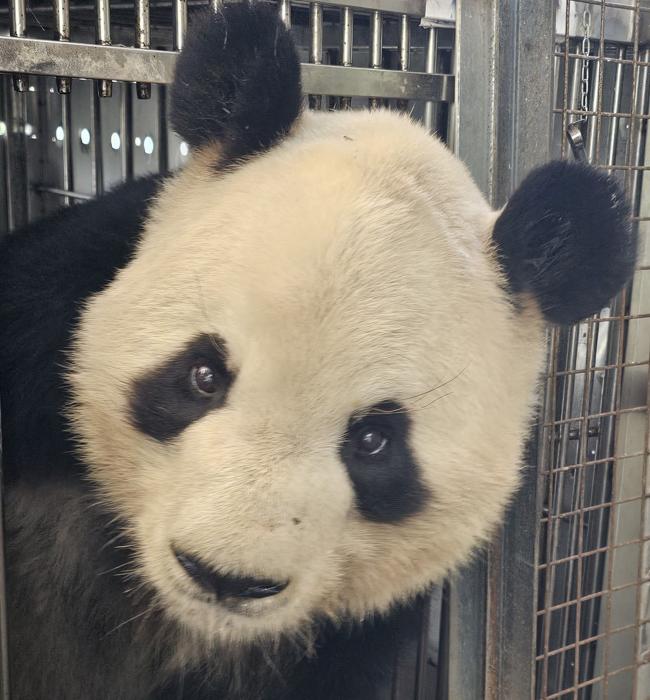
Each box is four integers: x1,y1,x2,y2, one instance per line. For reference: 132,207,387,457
339,401,430,523
130,334,233,442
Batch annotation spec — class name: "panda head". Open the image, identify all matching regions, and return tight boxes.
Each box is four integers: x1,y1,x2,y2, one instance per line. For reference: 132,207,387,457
67,4,636,646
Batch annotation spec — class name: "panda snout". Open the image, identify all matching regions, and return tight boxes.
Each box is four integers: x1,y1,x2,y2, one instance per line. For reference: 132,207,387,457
173,548,289,603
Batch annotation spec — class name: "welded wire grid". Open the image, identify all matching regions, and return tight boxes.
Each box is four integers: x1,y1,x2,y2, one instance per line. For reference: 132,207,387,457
0,2,454,698
537,1,650,698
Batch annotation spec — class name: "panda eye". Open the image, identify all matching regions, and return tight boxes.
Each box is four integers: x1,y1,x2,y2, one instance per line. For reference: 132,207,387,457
190,364,219,396
354,427,390,458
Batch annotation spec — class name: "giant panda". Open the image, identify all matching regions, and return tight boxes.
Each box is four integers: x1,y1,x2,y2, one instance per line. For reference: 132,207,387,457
0,4,637,699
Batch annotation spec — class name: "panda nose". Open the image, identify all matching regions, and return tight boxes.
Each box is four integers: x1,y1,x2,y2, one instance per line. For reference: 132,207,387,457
173,549,288,600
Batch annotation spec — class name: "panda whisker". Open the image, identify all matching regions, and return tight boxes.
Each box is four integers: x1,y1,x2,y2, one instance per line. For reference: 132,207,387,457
99,531,129,552
410,391,454,412
361,367,467,419
97,560,133,577
102,607,152,639
407,365,467,402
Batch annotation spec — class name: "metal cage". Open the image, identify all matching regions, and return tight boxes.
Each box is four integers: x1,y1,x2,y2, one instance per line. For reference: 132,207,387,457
1,1,649,699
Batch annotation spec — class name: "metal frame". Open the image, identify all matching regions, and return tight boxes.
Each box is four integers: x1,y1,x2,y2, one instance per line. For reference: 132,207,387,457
0,37,454,102
448,2,555,699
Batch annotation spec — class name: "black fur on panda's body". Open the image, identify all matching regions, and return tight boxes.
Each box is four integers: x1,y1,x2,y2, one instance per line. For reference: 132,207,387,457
1,179,423,700
0,3,636,699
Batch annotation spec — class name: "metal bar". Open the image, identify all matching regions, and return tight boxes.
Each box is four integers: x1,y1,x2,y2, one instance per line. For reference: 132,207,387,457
0,37,455,102
173,0,188,52
279,0,291,28
606,46,626,173
423,27,438,132
95,0,112,97
586,54,602,163
309,2,323,110
90,89,103,195
445,558,487,700
8,0,28,92
369,10,382,109
3,76,29,230
453,2,555,699
0,0,429,14
445,32,456,152
60,92,74,206
340,6,353,109
52,0,71,94
631,48,650,212
303,64,452,101
33,75,49,221
158,85,169,174
135,0,152,99
309,3,323,64
120,83,134,181
396,14,409,112
34,185,93,201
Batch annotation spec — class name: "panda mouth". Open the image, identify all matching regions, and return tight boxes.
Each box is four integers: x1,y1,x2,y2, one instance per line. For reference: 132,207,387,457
174,549,289,602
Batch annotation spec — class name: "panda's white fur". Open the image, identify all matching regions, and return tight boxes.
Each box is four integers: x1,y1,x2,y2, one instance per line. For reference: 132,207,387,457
68,109,545,653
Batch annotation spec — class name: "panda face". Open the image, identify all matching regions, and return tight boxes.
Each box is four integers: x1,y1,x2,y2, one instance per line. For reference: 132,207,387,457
68,110,546,643
65,2,635,652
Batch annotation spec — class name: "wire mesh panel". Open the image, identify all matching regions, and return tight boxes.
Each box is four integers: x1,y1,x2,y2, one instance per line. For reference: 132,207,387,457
537,2,650,698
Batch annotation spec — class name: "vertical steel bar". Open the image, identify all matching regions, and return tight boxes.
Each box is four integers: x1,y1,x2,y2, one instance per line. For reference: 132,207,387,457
309,2,323,110
9,0,28,93
211,0,222,11
446,33,456,152
396,14,409,112
173,0,188,52
91,90,104,195
606,47,626,173
559,1,572,161
120,83,134,181
592,0,607,167
586,56,602,163
626,6,645,698
340,6,353,109
158,85,169,175
96,0,112,98
453,2,555,698
423,27,438,132
369,10,382,110
3,77,29,230
631,48,650,212
135,0,151,100
60,91,74,206
53,0,71,94
279,0,291,28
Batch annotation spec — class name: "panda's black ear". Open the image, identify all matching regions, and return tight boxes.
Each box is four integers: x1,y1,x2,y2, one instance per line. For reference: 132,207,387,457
492,161,637,325
170,2,302,164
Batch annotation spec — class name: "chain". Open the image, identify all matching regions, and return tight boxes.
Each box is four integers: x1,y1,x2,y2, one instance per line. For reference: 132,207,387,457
580,7,591,120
